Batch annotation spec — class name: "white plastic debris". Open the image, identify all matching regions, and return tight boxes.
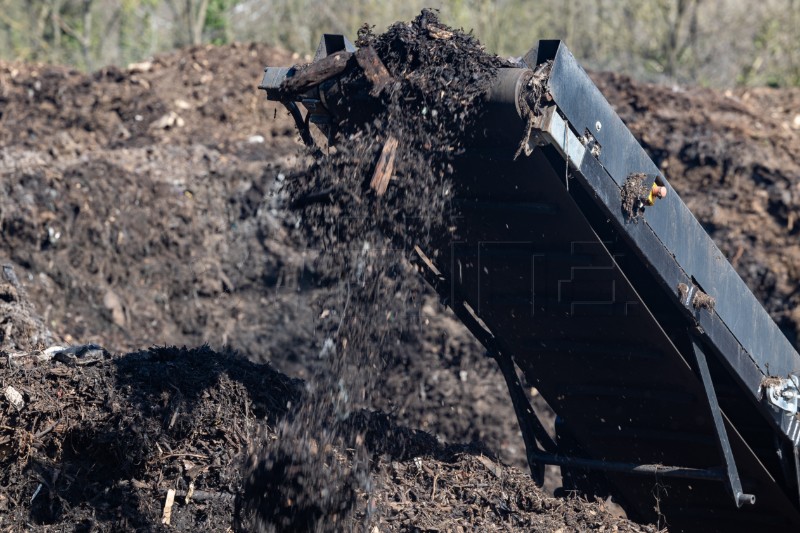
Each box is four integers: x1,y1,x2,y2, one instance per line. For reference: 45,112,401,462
151,111,184,130
4,385,24,410
127,60,153,73
44,345,68,356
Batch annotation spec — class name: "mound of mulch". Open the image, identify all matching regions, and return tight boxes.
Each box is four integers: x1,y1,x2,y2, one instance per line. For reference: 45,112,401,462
0,338,646,531
0,343,300,531
0,42,297,152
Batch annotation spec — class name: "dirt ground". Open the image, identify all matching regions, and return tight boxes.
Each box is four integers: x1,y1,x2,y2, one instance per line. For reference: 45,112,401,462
1,11,799,531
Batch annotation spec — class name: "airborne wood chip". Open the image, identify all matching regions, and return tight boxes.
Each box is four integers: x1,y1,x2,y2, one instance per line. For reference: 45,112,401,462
370,136,399,196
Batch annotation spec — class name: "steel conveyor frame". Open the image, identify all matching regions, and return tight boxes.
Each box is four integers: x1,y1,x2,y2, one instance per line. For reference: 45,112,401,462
260,36,800,532
419,40,800,530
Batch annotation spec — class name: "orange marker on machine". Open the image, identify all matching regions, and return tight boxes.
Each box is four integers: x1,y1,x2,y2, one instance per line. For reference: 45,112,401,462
646,183,668,206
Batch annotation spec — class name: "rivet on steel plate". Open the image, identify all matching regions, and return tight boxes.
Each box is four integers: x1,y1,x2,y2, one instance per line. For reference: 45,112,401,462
765,375,800,414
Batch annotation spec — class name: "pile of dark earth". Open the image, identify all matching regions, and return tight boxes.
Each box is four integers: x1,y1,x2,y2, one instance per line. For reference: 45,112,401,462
0,273,648,531
0,5,798,532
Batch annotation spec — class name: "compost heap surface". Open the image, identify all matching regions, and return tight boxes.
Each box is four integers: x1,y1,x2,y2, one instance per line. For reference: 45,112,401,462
1,7,799,532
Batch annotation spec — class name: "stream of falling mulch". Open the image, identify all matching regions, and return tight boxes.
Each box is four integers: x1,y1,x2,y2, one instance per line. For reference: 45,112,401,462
239,10,521,531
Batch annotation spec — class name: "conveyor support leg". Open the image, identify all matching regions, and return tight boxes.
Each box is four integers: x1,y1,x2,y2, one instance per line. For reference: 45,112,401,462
691,337,756,507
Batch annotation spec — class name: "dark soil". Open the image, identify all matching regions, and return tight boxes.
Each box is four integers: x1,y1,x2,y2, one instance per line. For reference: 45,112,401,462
621,172,650,221
1,338,300,530
692,290,716,311
0,9,798,532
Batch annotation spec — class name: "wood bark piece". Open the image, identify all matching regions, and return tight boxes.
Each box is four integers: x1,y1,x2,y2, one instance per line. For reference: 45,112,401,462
160,487,235,503
426,24,453,40
370,136,399,196
280,51,353,95
355,45,393,96
161,488,176,525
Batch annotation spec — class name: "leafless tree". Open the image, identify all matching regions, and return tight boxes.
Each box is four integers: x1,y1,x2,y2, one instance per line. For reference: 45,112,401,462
165,0,211,46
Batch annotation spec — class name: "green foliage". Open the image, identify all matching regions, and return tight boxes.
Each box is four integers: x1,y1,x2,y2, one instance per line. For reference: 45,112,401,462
205,0,231,45
119,0,158,65
0,0,798,88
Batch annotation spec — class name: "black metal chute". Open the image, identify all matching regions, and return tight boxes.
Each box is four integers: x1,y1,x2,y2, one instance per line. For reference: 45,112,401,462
259,36,800,530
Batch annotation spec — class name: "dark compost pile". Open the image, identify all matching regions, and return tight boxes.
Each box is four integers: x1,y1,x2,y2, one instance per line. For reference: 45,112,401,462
1,6,799,532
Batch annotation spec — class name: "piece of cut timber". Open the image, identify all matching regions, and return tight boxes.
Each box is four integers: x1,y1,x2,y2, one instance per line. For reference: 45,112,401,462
280,51,353,95
161,488,176,525
370,136,399,196
355,45,392,96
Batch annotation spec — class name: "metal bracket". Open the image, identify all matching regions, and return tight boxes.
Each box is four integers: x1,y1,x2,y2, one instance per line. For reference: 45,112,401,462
492,349,558,486
691,337,756,507
282,101,316,149
260,35,357,149
764,375,800,414
528,451,727,481
410,246,556,485
535,106,586,171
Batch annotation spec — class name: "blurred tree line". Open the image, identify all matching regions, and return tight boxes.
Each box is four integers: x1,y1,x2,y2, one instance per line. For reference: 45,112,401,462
0,0,798,87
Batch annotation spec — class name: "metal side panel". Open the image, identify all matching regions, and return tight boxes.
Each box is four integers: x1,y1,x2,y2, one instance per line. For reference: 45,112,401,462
437,150,800,531
534,102,800,451
542,41,800,382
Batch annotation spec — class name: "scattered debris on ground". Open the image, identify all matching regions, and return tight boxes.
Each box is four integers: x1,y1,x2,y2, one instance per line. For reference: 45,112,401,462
1,343,300,530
